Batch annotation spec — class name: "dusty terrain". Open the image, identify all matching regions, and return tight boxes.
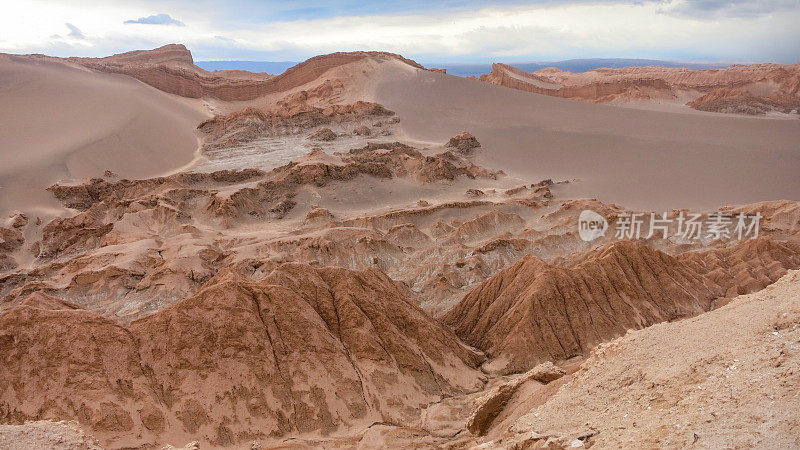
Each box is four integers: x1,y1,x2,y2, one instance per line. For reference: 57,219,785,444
0,52,208,216
374,65,800,211
0,420,102,449
486,269,800,449
1,45,799,448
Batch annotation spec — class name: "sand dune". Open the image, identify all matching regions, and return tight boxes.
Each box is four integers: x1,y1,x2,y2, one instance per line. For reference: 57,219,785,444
0,54,208,216
373,66,800,210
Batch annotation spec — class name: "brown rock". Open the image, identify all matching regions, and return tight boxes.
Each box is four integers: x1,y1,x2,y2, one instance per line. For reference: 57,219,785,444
0,227,24,252
10,213,28,228
353,125,371,136
0,264,484,447
305,206,334,223
446,132,481,153
309,127,337,141
478,62,800,115
504,185,528,196
69,47,426,102
526,361,566,384
444,238,800,372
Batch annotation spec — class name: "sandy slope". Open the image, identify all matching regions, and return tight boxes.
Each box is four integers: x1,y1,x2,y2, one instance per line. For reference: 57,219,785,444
373,65,800,211
0,420,101,449
494,269,800,449
0,54,209,216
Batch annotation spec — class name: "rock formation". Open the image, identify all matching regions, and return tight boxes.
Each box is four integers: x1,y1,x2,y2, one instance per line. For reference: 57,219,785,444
3,43,800,449
198,101,394,150
479,62,800,115
68,46,427,102
0,264,484,447
493,269,800,449
444,238,800,373
446,132,481,154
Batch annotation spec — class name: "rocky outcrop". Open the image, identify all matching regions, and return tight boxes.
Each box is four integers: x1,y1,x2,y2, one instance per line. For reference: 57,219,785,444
70,47,426,102
0,227,23,271
309,127,337,141
0,227,23,255
444,238,800,373
466,362,565,436
0,142,512,324
0,264,484,447
721,200,800,237
69,44,195,67
501,270,800,449
479,63,677,103
446,132,481,154
353,125,371,136
687,87,799,114
205,143,501,220
479,62,800,114
198,101,394,150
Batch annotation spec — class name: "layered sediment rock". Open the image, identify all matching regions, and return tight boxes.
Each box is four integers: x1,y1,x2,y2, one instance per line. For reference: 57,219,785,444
0,265,484,447
198,101,394,149
69,46,426,102
479,62,800,114
444,238,800,372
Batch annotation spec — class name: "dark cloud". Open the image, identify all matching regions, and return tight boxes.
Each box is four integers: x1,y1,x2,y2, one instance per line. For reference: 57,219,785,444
655,0,799,18
124,13,185,26
65,23,85,39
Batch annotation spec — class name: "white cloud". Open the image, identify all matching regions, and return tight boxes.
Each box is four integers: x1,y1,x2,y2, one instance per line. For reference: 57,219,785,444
655,0,800,18
0,0,798,62
65,23,85,39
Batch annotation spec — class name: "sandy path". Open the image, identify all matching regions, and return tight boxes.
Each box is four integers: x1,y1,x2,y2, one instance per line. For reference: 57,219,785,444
0,55,209,216
374,67,800,211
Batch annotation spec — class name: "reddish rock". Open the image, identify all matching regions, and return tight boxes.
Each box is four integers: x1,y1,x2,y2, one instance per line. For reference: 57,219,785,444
309,127,337,141
446,132,481,153
0,265,484,447
444,238,800,372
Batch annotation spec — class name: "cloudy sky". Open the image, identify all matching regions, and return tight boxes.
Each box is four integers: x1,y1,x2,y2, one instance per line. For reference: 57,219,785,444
2,0,799,63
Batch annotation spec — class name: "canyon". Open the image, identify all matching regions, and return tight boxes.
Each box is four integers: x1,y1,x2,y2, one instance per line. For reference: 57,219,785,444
0,45,799,448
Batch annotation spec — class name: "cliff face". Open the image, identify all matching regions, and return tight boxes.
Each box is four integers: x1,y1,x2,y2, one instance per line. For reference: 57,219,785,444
479,63,677,102
479,62,800,114
69,43,196,67
68,46,426,102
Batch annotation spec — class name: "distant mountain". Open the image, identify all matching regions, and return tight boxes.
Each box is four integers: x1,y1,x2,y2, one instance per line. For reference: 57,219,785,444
427,59,731,77
196,60,298,75
512,58,732,73
196,58,731,78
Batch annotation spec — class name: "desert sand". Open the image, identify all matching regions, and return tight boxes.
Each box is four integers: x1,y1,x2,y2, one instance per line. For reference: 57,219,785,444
0,46,799,448
0,53,208,216
373,65,800,210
